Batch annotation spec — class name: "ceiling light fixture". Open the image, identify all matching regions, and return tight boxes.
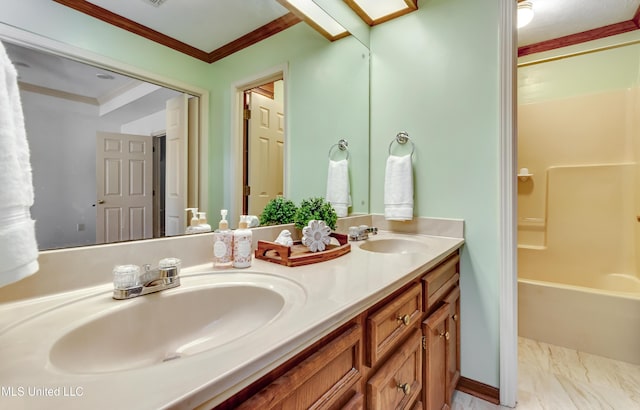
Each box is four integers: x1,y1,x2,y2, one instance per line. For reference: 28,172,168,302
140,0,168,7
96,73,115,80
345,0,417,26
277,0,349,41
517,0,534,29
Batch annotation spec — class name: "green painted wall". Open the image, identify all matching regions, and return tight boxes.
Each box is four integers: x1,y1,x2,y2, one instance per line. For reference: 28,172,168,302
207,24,370,224
370,0,501,387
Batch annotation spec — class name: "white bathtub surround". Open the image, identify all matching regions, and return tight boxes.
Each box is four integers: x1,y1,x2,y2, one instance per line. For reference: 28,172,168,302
519,278,640,366
384,154,414,220
0,41,39,287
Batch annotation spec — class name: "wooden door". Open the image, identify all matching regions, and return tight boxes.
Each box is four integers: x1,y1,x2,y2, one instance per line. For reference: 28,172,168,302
165,94,188,235
96,132,153,244
247,84,284,216
423,304,449,410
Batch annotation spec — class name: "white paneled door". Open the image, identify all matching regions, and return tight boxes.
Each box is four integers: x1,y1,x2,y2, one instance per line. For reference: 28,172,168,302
96,132,153,244
165,94,188,236
247,90,284,216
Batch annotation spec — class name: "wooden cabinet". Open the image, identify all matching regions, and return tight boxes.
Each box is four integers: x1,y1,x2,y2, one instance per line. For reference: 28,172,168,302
423,304,449,410
237,324,362,410
218,250,461,410
367,328,422,409
421,253,461,410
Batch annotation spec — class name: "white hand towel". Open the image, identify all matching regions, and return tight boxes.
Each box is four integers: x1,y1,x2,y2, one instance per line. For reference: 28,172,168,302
0,41,39,287
326,159,351,217
384,154,413,221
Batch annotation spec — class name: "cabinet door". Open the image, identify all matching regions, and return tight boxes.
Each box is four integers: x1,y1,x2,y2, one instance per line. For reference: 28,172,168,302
444,286,460,404
238,324,362,410
422,303,449,410
367,328,422,410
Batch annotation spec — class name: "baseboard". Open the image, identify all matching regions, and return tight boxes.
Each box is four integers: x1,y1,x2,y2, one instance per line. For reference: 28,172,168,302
456,376,500,405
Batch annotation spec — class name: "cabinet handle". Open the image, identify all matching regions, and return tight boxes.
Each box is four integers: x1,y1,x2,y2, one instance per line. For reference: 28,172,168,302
397,314,410,326
97,200,105,204
439,331,450,340
397,382,411,396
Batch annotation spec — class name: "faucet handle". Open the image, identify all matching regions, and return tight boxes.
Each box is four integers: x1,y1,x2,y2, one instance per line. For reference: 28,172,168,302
112,265,141,290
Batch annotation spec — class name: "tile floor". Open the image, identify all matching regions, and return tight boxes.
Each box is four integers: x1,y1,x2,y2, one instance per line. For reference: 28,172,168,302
451,337,640,409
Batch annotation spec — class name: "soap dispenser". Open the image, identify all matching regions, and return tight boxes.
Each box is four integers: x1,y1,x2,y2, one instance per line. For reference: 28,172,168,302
185,208,199,234
213,209,233,268
233,215,253,268
197,212,212,232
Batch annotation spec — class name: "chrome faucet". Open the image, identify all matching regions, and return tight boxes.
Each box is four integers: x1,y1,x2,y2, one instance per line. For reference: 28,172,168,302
112,258,181,300
348,225,378,241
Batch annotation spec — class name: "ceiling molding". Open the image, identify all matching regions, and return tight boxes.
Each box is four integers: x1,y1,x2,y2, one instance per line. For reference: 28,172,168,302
18,81,98,105
207,13,301,63
53,0,301,64
518,4,640,57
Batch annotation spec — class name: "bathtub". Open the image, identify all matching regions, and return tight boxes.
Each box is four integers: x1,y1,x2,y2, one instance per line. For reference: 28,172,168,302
518,273,640,365
518,163,640,365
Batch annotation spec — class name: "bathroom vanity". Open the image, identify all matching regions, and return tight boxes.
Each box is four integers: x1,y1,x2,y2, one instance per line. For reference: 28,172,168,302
220,251,460,410
0,218,463,410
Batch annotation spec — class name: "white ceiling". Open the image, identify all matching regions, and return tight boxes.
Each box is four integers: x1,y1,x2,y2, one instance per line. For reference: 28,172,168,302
86,0,290,52
4,41,181,125
518,0,640,47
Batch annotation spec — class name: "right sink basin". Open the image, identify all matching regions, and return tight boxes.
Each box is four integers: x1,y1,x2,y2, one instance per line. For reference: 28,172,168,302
358,238,429,254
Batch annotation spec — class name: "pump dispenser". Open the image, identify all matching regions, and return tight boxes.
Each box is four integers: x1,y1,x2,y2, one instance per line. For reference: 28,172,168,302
233,215,252,268
213,209,233,268
197,212,212,232
185,208,199,234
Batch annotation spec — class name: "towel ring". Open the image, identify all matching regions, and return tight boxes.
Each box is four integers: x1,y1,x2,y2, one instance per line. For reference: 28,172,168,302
388,132,415,157
328,139,350,160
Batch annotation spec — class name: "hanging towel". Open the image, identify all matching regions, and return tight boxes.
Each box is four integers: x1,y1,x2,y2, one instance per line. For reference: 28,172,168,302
0,41,39,287
326,159,351,217
384,154,413,221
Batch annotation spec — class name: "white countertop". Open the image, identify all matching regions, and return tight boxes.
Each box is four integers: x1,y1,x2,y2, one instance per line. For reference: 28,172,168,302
0,231,463,409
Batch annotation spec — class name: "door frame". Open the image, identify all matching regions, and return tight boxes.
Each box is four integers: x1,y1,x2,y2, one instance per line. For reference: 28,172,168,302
499,0,518,407
230,64,288,225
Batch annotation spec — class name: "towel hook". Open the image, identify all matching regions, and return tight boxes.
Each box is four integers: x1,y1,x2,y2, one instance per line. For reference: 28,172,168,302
388,131,415,157
328,139,350,160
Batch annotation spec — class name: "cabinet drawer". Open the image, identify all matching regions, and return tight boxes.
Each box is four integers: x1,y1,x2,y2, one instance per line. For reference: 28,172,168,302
238,324,362,410
367,283,422,366
367,328,422,410
422,254,459,313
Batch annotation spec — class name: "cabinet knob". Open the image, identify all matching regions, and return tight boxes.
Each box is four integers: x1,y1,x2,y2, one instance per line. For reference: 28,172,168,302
440,331,450,340
397,382,411,396
97,200,105,204
452,314,458,322
397,314,410,326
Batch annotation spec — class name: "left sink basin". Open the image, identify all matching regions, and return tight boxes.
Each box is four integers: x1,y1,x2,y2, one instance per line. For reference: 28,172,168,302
47,273,305,374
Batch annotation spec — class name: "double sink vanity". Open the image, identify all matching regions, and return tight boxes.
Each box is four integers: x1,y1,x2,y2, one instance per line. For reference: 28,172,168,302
0,216,463,409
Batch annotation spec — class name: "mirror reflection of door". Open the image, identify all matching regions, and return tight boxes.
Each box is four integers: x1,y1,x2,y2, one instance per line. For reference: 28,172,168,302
96,132,153,244
96,94,192,244
243,79,285,216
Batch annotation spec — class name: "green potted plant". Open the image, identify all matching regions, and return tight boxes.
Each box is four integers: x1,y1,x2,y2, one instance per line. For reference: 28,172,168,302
294,197,338,231
259,197,298,226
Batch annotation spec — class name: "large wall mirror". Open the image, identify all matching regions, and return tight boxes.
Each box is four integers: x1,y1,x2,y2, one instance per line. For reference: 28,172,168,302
0,0,370,251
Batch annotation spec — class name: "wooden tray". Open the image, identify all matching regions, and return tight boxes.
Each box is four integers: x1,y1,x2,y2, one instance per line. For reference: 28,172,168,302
255,232,350,267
